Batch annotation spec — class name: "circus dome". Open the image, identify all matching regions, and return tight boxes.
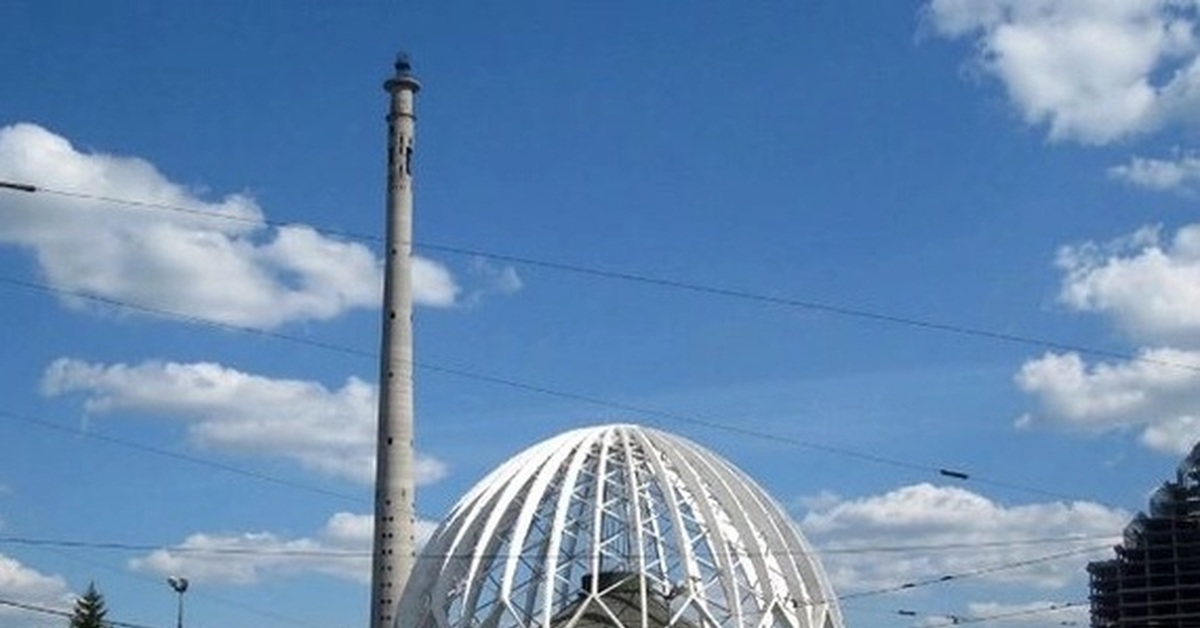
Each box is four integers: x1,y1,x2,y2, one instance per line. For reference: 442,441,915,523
396,424,844,628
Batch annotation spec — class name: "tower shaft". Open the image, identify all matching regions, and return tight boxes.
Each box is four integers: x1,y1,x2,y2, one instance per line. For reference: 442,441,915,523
372,56,420,628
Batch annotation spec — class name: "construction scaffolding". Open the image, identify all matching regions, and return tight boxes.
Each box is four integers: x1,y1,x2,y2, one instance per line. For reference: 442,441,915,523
1088,444,1200,627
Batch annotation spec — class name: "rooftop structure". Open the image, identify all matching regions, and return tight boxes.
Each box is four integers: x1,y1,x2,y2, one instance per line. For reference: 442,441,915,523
396,424,844,628
1087,444,1200,627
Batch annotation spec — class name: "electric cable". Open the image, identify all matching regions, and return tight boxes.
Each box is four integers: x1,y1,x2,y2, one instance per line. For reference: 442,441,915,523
902,601,1083,626
16,395,1115,562
830,543,1112,604
0,179,1168,501
0,595,161,628
0,532,1120,560
848,600,1082,627
31,541,327,628
0,180,1180,499
0,273,1088,503
936,604,1200,627
0,104,1170,628
1,531,1120,624
0,272,1102,504
418,241,1198,373
0,534,367,557
0,275,374,361
3,180,1196,374
819,533,1119,554
0,408,366,504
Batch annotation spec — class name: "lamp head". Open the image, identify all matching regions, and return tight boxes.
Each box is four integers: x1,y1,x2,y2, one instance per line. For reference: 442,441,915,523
167,576,189,593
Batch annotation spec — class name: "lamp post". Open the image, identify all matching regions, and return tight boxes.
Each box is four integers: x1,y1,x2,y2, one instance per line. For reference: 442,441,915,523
167,576,188,628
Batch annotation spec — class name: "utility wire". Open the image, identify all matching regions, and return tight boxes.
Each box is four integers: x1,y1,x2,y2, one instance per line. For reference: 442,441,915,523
0,595,161,628
416,359,1077,500
0,591,1088,628
0,534,366,557
0,408,366,504
0,275,374,361
819,533,1118,555
0,181,1142,501
828,543,1112,605
31,540,326,628
910,601,1083,626
0,181,1173,628
4,181,378,242
0,273,1094,503
955,602,1081,625
0,151,1147,628
11,392,1119,558
0,532,1118,560
419,241,1200,373
5,180,1198,374
857,600,1082,627
1,533,1117,623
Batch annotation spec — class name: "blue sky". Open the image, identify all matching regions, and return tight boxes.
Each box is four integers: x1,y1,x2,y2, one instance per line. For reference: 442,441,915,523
4,1,1200,627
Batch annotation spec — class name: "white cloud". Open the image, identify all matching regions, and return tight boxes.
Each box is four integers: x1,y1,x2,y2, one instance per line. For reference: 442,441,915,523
41,358,450,485
1142,414,1200,451
413,256,461,307
925,0,1200,144
1109,153,1200,193
0,555,69,602
960,600,1088,626
463,257,523,306
0,123,460,328
1016,349,1200,454
927,3,1200,455
801,483,1126,592
0,554,72,626
1020,223,1200,454
1056,224,1200,345
129,512,439,585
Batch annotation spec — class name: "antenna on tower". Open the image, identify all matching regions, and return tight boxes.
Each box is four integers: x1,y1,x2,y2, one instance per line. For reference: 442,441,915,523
395,52,413,75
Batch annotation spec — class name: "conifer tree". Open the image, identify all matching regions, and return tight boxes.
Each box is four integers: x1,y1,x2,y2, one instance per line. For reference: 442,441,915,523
68,582,110,628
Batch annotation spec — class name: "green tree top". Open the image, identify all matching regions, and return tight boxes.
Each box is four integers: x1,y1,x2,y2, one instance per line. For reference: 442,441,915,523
69,582,110,628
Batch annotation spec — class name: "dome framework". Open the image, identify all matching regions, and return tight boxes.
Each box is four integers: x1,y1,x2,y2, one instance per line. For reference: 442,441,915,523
397,424,844,628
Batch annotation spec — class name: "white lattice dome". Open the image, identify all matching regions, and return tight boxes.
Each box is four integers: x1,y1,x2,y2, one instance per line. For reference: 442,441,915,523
396,424,844,628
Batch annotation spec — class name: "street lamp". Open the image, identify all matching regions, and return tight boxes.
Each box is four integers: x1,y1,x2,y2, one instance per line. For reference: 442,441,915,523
167,576,188,628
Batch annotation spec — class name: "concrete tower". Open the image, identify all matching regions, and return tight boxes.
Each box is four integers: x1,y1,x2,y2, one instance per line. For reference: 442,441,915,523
372,54,420,628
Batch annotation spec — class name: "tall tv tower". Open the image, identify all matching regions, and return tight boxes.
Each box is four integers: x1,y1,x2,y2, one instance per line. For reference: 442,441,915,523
371,54,420,628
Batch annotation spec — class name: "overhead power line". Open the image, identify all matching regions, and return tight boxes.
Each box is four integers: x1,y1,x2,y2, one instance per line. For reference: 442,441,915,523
954,601,1082,626
418,241,1200,373
36,535,328,628
0,180,1149,503
0,532,1118,560
2,532,1116,619
416,359,1077,501
818,533,1118,554
9,394,1115,551
0,595,161,628
887,601,1084,626
0,553,1100,628
0,534,367,557
4,179,1198,374
0,589,1097,628
834,543,1111,603
0,408,365,504
0,275,374,361
0,273,1099,504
